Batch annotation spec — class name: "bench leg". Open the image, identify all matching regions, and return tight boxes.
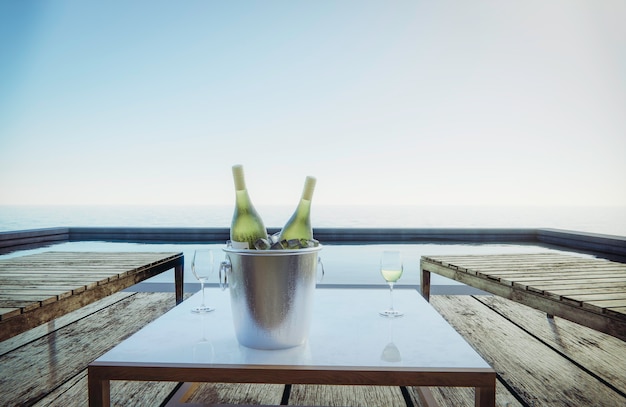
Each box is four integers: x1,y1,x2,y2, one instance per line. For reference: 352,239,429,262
175,261,184,305
421,268,431,302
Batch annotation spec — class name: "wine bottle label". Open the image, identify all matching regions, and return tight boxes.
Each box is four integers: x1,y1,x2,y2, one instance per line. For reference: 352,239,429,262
231,240,250,250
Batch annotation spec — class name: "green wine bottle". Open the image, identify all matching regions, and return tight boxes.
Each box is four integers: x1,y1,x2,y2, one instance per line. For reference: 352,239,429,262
278,176,316,247
230,165,268,249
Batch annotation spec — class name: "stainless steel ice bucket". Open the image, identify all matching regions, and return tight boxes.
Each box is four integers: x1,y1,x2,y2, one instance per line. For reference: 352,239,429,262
220,245,322,350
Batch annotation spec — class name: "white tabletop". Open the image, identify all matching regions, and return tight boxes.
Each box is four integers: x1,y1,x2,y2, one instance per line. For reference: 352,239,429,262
97,287,490,370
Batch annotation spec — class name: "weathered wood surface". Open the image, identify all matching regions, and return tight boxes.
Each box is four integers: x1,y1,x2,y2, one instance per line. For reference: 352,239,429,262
474,295,626,396
421,253,626,341
0,292,135,357
180,382,284,405
32,370,178,407
4,291,626,406
408,381,523,407
427,295,626,407
0,251,183,341
4,290,281,407
0,292,180,406
288,384,407,407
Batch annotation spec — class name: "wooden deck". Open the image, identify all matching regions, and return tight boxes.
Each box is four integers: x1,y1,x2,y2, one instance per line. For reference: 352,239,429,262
420,253,626,341
0,251,183,341
1,290,624,407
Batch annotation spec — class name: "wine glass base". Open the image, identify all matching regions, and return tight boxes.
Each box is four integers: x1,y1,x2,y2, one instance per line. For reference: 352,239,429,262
191,306,215,313
379,310,403,318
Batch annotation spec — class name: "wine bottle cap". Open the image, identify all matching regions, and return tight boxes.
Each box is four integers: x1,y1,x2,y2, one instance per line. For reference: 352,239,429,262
302,176,316,201
232,165,246,191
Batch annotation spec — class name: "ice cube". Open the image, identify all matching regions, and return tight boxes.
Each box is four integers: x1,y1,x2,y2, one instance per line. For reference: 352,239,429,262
253,238,271,250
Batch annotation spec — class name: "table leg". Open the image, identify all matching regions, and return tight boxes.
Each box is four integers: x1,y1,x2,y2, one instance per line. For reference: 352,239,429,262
88,369,110,407
475,384,496,407
420,267,431,301
175,260,184,305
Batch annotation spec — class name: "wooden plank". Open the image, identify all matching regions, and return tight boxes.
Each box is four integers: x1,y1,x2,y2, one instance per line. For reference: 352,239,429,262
483,270,626,281
0,292,135,357
31,370,179,407
511,275,626,284
0,292,178,406
472,295,626,396
0,277,114,288
550,286,626,296
474,265,626,275
289,384,406,407
514,277,626,292
0,293,58,305
1,291,73,303
529,279,626,290
428,295,626,406
183,383,284,405
565,293,626,302
407,382,523,407
0,284,84,292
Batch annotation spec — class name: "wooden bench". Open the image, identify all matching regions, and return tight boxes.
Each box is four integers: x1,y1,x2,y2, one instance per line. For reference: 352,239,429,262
420,253,626,341
0,251,184,341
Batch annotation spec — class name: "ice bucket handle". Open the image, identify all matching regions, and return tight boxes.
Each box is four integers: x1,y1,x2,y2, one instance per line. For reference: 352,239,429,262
218,256,231,291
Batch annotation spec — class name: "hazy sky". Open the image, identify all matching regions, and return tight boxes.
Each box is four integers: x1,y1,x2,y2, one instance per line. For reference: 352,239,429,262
1,1,625,207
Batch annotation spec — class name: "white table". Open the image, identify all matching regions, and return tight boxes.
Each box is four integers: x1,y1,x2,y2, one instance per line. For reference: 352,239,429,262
88,288,495,406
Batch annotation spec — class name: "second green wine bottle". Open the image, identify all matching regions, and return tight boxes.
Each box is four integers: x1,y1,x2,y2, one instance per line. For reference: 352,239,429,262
278,176,317,246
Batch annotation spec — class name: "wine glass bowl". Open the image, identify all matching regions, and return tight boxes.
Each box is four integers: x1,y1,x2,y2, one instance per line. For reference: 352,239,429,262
191,249,215,313
379,250,403,317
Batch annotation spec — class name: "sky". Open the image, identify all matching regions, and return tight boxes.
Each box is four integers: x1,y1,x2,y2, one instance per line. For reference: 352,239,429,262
1,0,625,207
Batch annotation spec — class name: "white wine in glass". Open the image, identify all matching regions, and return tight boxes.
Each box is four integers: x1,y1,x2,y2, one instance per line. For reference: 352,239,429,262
379,251,403,317
191,249,215,313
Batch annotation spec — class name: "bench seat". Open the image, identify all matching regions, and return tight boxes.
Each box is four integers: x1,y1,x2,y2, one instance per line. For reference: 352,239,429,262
0,251,183,341
420,253,626,341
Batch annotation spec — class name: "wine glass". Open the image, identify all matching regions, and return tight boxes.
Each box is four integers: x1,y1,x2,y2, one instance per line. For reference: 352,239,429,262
379,250,403,317
191,249,215,313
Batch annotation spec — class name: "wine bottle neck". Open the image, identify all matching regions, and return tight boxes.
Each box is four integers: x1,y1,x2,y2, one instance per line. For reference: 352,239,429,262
301,176,316,201
232,165,247,191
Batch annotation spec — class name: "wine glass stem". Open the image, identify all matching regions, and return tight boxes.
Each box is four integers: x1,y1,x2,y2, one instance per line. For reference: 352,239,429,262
200,281,206,307
388,282,395,311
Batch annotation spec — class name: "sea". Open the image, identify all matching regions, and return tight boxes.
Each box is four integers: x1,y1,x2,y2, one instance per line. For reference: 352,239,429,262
1,204,625,235
1,204,625,291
